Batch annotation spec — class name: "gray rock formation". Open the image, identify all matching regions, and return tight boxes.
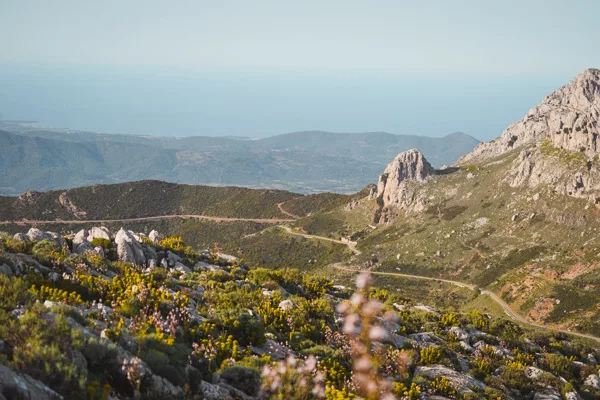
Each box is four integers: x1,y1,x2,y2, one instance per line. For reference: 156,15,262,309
148,229,162,244
375,149,435,213
460,68,600,164
87,226,111,242
415,364,486,394
114,228,146,265
25,228,66,249
0,364,63,399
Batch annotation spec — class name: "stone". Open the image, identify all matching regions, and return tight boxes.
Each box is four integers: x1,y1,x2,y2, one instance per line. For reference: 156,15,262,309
250,339,292,361
449,326,468,341
0,264,13,277
533,393,561,400
149,230,162,244
532,193,540,201
74,241,94,254
87,226,111,242
13,232,27,241
564,392,583,400
201,381,233,400
408,332,445,347
166,251,181,266
584,374,600,389
474,217,488,228
26,227,46,242
173,261,191,275
218,253,240,264
415,365,486,393
73,229,88,248
376,149,435,213
115,228,146,265
512,214,518,222
0,364,63,400
217,366,261,397
278,299,293,311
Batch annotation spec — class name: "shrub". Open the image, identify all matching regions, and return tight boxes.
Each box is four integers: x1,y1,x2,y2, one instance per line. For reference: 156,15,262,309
90,238,111,249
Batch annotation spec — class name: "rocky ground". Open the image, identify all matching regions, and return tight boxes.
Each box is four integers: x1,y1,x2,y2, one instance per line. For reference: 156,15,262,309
1,227,600,399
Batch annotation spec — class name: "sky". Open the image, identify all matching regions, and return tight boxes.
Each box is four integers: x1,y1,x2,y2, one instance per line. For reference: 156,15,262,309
1,0,599,140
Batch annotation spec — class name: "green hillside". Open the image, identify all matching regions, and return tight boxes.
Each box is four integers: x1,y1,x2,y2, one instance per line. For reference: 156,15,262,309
0,180,298,221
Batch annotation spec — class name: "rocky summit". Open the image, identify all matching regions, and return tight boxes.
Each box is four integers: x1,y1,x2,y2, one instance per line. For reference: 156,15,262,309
460,68,600,164
376,149,435,214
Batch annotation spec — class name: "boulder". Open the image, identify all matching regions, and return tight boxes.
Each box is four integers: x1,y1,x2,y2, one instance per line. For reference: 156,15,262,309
217,366,261,397
201,381,233,400
72,229,88,248
408,332,445,347
0,364,63,400
12,233,27,241
449,326,468,341
74,241,95,254
0,264,13,277
278,299,293,311
148,230,162,244
584,374,600,389
166,251,181,266
173,262,191,275
26,228,46,242
115,228,146,265
87,226,111,242
250,339,293,361
415,365,486,394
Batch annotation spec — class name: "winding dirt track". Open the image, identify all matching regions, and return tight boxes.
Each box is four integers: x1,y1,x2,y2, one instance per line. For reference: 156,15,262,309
0,214,295,225
333,265,600,343
276,201,302,219
280,226,361,255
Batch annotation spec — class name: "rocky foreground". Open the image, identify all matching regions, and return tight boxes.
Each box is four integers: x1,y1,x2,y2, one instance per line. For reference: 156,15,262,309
1,227,600,399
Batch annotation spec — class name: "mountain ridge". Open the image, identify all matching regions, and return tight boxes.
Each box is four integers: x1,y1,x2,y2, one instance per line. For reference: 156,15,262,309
0,122,479,195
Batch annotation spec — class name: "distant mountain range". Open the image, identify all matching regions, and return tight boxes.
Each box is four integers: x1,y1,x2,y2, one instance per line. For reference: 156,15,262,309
0,121,479,195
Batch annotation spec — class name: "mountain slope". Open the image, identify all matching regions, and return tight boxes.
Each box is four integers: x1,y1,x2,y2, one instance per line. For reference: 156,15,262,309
288,69,600,337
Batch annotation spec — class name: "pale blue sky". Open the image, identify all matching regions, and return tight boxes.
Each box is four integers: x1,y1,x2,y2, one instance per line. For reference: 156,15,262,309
0,1,599,139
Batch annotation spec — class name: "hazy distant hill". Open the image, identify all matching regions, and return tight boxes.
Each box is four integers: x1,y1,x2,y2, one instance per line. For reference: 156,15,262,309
0,121,479,195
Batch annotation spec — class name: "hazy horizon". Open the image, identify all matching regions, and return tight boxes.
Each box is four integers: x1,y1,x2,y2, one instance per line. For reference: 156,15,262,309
1,1,599,140
0,62,582,141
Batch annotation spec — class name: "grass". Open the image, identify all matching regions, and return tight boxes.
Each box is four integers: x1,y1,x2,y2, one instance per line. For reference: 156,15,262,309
282,193,349,217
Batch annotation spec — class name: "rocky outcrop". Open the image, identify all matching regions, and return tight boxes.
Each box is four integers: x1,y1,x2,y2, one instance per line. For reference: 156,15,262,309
87,227,111,242
24,228,66,249
115,228,146,266
0,364,63,399
415,364,486,394
505,146,600,203
375,149,435,217
460,69,600,164
148,230,161,244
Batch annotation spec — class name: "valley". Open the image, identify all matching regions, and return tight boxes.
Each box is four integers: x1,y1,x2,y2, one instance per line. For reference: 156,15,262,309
2,69,600,399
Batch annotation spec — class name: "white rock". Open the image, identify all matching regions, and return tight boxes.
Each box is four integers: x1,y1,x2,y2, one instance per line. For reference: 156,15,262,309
115,228,146,265
149,230,162,244
584,374,600,389
87,226,111,242
173,261,191,275
278,300,293,311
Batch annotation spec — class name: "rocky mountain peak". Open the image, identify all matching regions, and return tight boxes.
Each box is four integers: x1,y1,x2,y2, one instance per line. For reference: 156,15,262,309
376,149,435,213
460,68,600,164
